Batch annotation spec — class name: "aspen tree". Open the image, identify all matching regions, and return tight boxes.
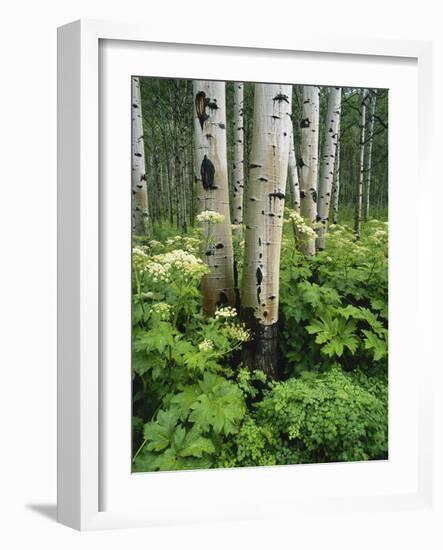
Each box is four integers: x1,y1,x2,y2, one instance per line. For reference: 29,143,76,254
288,120,301,212
316,87,342,250
241,83,292,378
232,83,245,226
193,80,236,316
298,86,320,255
364,91,377,221
354,89,367,239
331,138,341,224
131,77,149,235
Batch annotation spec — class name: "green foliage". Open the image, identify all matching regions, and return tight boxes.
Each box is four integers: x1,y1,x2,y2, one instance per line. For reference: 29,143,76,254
279,219,388,375
253,367,388,463
134,408,216,471
132,219,388,472
306,313,359,357
133,373,246,471
132,80,388,473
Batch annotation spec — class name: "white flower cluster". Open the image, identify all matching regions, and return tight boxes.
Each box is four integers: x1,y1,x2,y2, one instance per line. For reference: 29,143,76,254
166,237,179,246
196,210,225,224
166,235,200,253
144,261,171,283
368,228,388,246
214,306,237,319
373,229,388,239
133,246,147,257
156,249,207,274
223,323,251,343
182,237,200,253
287,210,317,239
143,249,208,283
132,246,150,271
198,339,214,352
149,302,172,320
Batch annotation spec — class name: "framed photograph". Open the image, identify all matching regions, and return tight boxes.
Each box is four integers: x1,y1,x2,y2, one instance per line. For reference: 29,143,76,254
57,19,433,530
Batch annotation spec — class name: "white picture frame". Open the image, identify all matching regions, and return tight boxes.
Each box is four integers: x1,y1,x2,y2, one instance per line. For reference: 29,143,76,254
57,19,434,531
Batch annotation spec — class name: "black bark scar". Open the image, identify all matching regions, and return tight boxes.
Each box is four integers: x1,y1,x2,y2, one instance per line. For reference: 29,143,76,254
273,93,289,103
201,155,215,190
195,91,209,130
256,267,263,285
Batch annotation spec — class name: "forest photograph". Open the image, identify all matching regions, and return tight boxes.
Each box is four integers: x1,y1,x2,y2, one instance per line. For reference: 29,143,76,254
131,76,388,473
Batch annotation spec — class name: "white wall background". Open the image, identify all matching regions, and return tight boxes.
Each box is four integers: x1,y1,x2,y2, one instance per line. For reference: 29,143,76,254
0,0,441,548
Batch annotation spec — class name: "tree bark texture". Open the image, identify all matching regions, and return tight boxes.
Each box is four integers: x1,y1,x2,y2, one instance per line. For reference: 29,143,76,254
232,83,245,225
131,77,149,235
316,87,342,250
288,120,301,213
364,92,377,221
354,89,367,239
193,80,236,316
331,137,341,224
298,86,320,255
241,83,292,379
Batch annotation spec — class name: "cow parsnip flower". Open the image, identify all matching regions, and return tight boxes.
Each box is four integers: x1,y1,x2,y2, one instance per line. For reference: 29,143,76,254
287,210,317,239
144,262,171,283
198,339,214,352
215,306,237,319
149,249,209,279
196,210,225,224
223,323,251,343
149,302,172,320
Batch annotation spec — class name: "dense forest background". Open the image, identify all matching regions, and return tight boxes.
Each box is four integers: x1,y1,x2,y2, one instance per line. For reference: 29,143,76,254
131,78,389,472
137,80,388,233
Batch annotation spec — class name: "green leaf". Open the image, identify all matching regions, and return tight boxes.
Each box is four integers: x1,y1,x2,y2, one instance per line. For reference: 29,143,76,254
178,429,215,458
362,330,387,361
188,373,246,435
134,322,176,354
170,384,201,419
143,408,179,452
307,313,358,357
339,305,385,336
171,340,196,367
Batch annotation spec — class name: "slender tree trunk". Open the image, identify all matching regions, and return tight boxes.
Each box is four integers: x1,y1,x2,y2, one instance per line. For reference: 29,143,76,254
193,80,236,316
176,134,183,231
232,83,245,226
331,138,341,224
364,92,377,221
179,132,188,233
316,87,341,250
131,77,149,235
150,135,161,227
354,89,367,239
188,139,195,226
241,84,292,379
165,155,173,225
288,119,301,213
298,86,320,255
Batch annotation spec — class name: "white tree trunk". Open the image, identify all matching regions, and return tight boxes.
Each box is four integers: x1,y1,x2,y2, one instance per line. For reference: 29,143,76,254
241,83,292,378
364,92,377,221
316,87,342,250
354,89,367,239
288,120,300,213
232,82,245,226
131,77,149,235
193,80,236,316
298,85,320,255
331,137,341,224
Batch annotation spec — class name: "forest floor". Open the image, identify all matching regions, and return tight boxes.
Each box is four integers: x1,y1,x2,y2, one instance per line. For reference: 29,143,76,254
131,215,388,471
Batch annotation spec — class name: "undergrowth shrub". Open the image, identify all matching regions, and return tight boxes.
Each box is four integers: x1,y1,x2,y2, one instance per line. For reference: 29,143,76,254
132,218,388,471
